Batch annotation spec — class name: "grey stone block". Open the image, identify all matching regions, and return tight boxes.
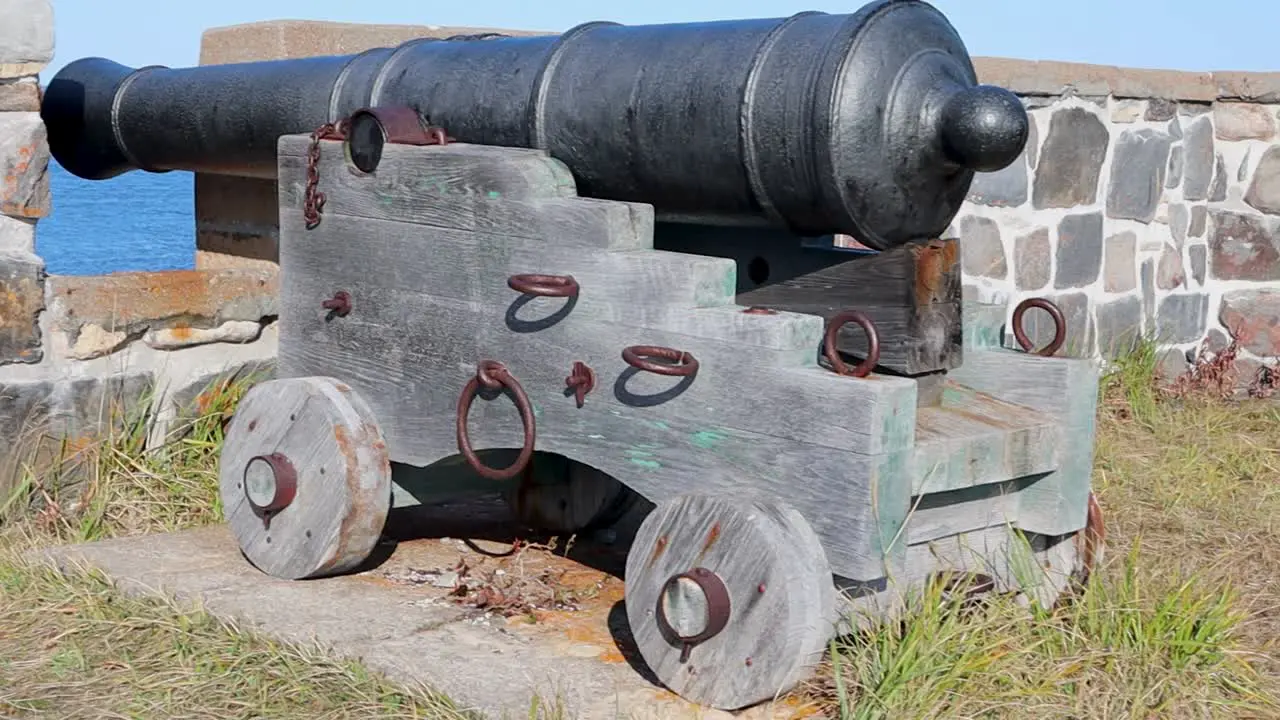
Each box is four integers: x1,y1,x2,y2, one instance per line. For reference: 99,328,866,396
1245,145,1280,216
1208,210,1280,282
1209,153,1228,202
1103,231,1137,293
1156,246,1186,290
1181,116,1215,201
0,372,155,495
1054,212,1104,289
1157,294,1209,344
0,112,50,218
1170,203,1189,247
968,150,1029,207
1032,107,1110,209
0,249,45,365
1220,289,1280,357
0,0,53,72
171,360,277,419
1189,205,1207,238
1188,244,1207,286
1145,98,1177,122
1106,128,1173,223
1095,296,1143,359
1014,227,1050,291
1141,259,1156,327
959,215,1006,279
1166,145,1183,189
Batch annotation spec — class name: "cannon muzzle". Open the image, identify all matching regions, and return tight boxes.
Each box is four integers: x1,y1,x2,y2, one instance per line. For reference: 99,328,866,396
40,0,1027,250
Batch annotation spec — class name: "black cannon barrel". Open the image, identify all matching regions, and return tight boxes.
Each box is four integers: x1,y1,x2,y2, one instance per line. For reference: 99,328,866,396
41,0,1028,250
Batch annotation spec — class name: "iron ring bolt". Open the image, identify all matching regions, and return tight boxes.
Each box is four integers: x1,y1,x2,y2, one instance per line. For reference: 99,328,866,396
1012,297,1066,357
823,310,880,378
508,273,581,298
621,345,699,377
456,360,537,481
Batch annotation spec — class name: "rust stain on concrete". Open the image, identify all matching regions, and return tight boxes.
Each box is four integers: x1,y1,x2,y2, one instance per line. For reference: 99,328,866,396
50,268,278,339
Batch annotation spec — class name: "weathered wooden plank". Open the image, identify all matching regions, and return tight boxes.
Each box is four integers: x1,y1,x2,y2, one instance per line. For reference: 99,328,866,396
280,336,913,580
904,477,1033,544
279,135,577,200
278,139,653,251
661,225,963,375
624,495,836,710
947,348,1099,536
279,208,736,316
276,280,915,579
837,523,1083,631
911,381,1061,495
278,258,917,454
283,212,829,355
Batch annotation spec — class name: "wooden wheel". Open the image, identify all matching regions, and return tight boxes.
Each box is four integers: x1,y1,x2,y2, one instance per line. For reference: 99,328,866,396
503,454,638,534
1018,492,1107,610
624,495,835,710
218,376,392,580
1055,491,1106,603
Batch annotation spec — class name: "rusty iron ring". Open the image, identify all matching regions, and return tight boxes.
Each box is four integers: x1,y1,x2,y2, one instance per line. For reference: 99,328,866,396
1075,492,1106,585
1012,297,1066,357
622,345,699,378
507,273,580,298
823,310,880,378
456,360,536,481
654,567,732,663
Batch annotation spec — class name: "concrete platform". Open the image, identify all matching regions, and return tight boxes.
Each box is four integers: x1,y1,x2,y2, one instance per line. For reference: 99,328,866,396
25,493,820,720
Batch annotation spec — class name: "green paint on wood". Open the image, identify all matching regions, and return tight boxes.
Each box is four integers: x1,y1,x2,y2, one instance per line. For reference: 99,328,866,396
690,430,726,450
626,447,662,471
940,385,971,406
487,190,501,199
649,420,670,431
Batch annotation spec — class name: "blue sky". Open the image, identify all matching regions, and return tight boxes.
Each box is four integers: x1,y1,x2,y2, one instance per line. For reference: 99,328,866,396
40,0,1279,81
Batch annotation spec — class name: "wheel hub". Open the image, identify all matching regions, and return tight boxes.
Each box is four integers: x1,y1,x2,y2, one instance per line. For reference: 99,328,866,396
243,452,298,525
656,567,732,662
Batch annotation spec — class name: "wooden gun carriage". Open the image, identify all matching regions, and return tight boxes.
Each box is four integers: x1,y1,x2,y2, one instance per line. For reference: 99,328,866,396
214,135,1104,709
40,0,1105,710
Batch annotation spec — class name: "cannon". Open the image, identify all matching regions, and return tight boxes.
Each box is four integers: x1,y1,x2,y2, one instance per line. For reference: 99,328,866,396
42,0,1105,711
42,0,1028,251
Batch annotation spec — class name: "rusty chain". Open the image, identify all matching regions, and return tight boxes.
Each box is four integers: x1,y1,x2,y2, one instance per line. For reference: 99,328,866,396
303,119,349,230
303,34,506,231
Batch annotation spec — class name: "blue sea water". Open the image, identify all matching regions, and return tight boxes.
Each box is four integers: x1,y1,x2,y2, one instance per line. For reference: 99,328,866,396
37,161,197,276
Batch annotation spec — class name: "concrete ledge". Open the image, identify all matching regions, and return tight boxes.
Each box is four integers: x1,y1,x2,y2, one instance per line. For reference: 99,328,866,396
974,58,1280,103
23,506,807,720
48,268,278,360
199,19,552,65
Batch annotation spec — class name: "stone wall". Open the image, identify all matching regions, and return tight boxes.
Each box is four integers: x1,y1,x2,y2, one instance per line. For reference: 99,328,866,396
0,0,278,495
953,60,1280,386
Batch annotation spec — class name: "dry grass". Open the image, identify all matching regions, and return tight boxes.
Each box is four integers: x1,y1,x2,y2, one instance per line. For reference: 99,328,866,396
811,339,1280,719
0,371,566,720
2,341,1279,719
0,561,483,720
